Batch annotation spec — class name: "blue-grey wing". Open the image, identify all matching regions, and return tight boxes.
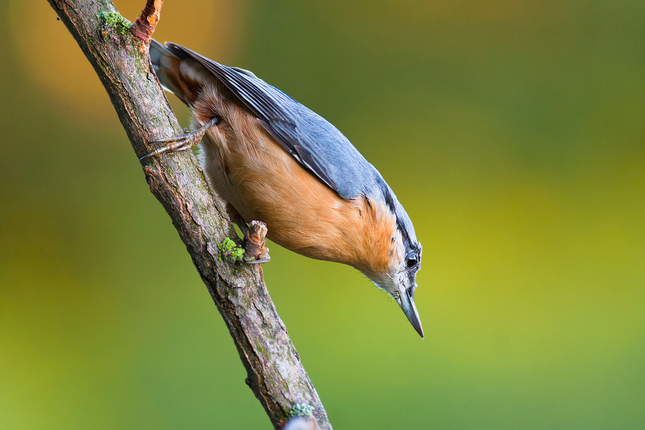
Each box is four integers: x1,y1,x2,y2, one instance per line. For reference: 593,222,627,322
164,43,375,200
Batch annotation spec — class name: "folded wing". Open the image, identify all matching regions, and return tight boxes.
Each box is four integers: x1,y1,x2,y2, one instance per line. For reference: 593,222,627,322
164,42,379,201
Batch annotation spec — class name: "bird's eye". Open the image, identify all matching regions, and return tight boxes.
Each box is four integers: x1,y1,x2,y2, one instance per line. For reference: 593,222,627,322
406,255,418,268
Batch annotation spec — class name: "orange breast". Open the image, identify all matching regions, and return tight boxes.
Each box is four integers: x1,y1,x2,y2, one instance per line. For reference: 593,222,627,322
191,83,398,276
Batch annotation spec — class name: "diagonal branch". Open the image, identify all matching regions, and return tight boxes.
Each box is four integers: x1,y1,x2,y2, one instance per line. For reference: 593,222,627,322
45,1,331,428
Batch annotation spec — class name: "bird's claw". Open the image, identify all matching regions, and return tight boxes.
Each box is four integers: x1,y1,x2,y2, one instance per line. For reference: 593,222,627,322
139,117,219,160
244,251,270,264
243,220,270,264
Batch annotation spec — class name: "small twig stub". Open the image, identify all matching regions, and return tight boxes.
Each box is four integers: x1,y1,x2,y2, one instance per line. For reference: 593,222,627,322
131,0,163,44
244,220,270,263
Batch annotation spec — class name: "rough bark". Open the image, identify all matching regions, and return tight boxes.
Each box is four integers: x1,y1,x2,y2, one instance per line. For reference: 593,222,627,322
45,1,331,429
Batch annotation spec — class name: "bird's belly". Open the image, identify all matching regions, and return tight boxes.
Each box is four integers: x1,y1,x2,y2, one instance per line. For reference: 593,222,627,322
200,129,361,264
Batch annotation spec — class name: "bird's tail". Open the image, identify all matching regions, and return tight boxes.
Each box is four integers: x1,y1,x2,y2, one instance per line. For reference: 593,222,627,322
149,39,215,105
149,39,174,74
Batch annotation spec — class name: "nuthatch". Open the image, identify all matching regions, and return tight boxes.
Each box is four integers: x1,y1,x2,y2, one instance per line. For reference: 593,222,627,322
144,40,424,337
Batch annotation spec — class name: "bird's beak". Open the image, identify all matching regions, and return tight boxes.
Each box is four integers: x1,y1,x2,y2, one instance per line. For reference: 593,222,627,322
397,288,424,338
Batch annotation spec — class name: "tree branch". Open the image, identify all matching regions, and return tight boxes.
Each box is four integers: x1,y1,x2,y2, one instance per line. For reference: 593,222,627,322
45,1,331,428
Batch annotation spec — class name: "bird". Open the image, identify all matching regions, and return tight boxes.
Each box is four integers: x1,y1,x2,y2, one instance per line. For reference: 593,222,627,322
144,40,424,337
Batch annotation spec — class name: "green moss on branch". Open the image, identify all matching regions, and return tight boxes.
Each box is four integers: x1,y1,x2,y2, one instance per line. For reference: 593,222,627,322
218,237,245,262
97,11,131,35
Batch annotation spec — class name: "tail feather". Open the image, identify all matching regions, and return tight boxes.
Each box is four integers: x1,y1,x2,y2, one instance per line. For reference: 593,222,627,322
148,39,217,105
149,39,174,74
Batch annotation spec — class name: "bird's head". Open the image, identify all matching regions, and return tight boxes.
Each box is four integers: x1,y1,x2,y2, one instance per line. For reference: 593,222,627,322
352,191,423,337
366,228,423,338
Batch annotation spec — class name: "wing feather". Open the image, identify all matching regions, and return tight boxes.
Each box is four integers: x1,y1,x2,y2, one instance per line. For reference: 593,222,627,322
165,42,375,200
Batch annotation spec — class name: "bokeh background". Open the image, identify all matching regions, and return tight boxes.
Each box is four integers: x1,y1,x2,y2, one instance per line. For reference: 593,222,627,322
1,0,644,428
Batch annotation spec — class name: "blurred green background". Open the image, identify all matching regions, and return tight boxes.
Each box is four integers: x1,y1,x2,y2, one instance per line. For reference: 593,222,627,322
1,0,644,428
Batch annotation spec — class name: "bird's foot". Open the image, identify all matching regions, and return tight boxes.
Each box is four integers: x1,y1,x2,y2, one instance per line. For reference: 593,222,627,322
139,117,219,160
243,221,270,264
